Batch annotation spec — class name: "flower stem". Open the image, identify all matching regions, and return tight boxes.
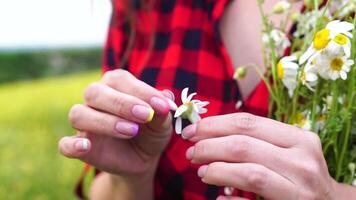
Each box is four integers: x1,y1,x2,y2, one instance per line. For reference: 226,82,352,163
335,17,356,181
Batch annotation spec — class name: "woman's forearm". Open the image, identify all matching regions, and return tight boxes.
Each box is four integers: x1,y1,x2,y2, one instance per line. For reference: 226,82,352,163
89,172,154,200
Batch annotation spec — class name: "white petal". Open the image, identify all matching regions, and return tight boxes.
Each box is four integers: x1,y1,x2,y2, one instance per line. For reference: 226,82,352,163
330,72,338,80
305,83,316,91
340,71,347,80
346,60,354,66
299,46,315,64
326,20,340,30
167,99,178,111
175,117,182,134
344,31,353,38
282,55,297,62
343,45,351,57
186,92,197,102
188,111,201,124
192,104,200,113
286,62,299,70
195,101,210,108
198,107,208,114
306,73,318,82
181,88,189,103
288,89,294,98
338,21,354,33
174,105,188,118
326,42,344,57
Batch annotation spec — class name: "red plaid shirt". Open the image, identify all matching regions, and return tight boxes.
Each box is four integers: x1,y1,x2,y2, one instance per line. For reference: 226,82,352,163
77,0,269,199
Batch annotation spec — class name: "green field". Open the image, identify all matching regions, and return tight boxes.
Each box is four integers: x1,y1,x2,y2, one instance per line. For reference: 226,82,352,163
0,71,101,199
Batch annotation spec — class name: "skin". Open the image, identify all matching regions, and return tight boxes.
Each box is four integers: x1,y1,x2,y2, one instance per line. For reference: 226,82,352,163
182,112,356,199
58,0,356,199
59,70,174,199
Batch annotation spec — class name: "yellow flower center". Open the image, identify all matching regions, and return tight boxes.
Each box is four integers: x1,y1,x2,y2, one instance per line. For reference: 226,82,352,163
333,34,348,45
330,58,344,71
182,102,193,117
292,113,306,127
277,61,284,79
313,29,330,50
318,115,326,122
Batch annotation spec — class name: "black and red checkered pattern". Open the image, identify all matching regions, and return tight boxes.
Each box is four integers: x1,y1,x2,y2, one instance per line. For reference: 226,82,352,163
76,0,269,199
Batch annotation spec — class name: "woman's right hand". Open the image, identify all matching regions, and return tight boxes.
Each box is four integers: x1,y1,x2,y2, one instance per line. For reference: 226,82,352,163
58,69,173,180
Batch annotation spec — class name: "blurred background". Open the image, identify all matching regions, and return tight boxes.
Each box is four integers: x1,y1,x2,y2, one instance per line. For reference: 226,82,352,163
0,0,111,199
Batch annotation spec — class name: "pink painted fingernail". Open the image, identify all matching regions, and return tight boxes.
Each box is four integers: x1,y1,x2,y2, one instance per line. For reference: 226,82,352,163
216,196,229,200
132,105,154,122
74,139,90,152
186,146,195,160
150,96,170,114
162,89,175,101
115,120,139,137
182,124,197,139
198,165,208,178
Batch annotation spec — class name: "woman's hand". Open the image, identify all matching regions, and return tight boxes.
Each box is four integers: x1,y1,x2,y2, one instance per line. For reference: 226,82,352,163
58,69,173,180
182,112,336,200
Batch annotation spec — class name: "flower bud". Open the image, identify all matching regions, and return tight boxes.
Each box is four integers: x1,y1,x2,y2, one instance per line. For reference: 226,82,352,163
272,1,291,14
304,0,323,10
291,12,300,22
233,67,247,80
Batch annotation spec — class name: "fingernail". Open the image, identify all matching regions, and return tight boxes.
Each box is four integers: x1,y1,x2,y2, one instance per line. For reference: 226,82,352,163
198,165,208,178
186,146,195,160
115,120,139,137
74,139,89,152
216,196,229,200
182,124,197,139
132,105,155,122
150,96,169,114
162,89,175,101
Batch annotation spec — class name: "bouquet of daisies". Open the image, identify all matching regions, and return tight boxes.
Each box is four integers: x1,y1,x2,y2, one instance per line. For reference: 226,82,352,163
240,0,356,184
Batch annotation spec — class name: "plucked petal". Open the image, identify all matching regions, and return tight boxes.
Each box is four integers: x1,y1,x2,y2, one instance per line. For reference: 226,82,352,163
175,117,182,134
167,99,178,111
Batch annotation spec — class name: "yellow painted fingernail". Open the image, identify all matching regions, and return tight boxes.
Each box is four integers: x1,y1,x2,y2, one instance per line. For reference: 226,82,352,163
132,105,155,122
147,108,155,122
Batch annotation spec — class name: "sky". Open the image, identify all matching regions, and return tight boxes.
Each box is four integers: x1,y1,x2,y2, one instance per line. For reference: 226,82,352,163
0,0,112,49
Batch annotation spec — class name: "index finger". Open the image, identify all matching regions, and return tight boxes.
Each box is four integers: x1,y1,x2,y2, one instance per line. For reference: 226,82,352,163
183,112,302,147
101,69,170,115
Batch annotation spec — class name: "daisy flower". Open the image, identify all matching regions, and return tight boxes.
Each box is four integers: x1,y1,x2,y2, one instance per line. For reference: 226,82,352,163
262,29,291,56
293,10,331,38
277,56,299,97
171,88,209,134
291,111,311,131
330,0,356,18
299,20,354,64
314,53,354,80
300,59,318,91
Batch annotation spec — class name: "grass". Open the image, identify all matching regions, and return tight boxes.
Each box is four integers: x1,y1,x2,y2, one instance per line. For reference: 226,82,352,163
0,70,101,199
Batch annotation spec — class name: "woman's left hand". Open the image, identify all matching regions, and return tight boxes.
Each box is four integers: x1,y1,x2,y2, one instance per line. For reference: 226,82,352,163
182,112,336,200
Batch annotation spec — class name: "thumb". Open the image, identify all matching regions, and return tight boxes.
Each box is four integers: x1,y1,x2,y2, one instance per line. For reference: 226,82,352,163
134,90,175,156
